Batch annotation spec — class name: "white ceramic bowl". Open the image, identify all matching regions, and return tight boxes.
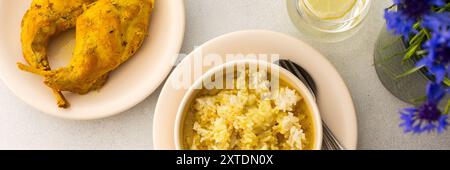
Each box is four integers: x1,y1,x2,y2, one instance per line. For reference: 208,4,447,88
174,60,323,150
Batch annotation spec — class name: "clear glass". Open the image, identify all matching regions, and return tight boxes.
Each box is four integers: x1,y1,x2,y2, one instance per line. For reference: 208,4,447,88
287,0,371,42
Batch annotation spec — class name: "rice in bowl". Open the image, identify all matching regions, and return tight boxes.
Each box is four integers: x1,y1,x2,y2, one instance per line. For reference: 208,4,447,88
181,67,316,150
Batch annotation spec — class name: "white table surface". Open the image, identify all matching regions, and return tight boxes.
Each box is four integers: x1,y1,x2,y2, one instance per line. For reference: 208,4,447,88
1,0,450,150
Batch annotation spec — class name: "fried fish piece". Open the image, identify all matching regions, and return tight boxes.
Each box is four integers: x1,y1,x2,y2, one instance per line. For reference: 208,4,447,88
19,0,154,107
20,0,98,107
21,0,97,70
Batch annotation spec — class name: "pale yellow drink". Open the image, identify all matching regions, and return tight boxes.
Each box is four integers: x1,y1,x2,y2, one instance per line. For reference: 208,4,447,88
287,0,371,42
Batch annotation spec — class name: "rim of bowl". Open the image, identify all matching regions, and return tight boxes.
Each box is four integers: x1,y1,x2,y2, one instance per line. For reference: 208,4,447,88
174,59,322,150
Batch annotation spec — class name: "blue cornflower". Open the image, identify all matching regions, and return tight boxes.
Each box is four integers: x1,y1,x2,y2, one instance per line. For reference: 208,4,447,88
384,0,446,38
399,83,449,133
384,11,417,38
416,12,450,83
422,12,450,34
394,0,446,18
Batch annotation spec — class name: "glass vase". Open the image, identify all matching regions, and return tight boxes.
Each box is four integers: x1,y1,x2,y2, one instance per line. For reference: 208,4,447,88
373,27,429,105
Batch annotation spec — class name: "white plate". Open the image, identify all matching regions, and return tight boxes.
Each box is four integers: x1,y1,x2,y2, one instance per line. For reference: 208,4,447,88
153,30,357,150
0,0,185,120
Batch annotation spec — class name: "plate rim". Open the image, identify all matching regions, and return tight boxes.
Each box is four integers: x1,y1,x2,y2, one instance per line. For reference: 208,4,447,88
153,29,358,149
0,0,186,120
